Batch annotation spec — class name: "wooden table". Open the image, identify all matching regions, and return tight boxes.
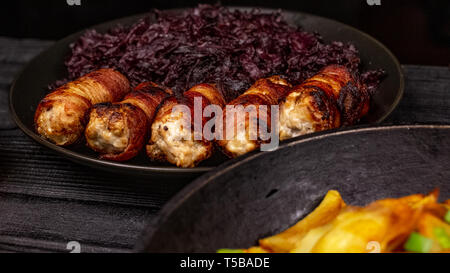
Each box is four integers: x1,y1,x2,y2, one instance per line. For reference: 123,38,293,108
0,37,449,252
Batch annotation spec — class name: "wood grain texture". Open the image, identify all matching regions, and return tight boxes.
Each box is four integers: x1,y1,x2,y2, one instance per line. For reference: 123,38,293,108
0,37,450,252
386,65,450,124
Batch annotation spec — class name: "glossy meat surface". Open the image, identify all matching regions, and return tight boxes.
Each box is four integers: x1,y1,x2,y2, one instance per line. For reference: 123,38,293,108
35,69,130,146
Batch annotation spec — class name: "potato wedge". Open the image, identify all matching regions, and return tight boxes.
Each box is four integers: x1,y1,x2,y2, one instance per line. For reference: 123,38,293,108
259,190,345,252
246,247,271,253
311,201,418,253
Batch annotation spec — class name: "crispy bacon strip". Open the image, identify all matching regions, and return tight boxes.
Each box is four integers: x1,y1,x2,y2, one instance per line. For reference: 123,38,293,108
34,69,130,146
85,82,171,161
216,76,291,158
146,84,225,168
279,65,370,141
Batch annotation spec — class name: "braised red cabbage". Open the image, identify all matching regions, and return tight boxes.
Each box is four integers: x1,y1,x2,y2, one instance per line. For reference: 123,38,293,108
61,4,383,100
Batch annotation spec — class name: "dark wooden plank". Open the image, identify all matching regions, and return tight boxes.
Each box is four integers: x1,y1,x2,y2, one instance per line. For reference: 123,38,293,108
0,193,151,253
385,65,450,124
0,62,26,129
0,37,53,64
0,129,187,252
0,37,53,129
0,130,187,208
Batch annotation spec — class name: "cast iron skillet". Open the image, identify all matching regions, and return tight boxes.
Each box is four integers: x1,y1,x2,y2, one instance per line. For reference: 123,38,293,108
9,7,404,177
137,125,450,252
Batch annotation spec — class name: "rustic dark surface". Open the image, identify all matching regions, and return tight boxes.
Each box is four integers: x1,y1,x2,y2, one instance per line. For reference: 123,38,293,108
0,37,450,252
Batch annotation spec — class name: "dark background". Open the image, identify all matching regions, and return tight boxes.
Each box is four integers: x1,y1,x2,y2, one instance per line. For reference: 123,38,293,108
1,0,449,66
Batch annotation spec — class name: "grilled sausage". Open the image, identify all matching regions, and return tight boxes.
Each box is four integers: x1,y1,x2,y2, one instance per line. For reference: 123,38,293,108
146,84,225,168
279,65,369,141
216,76,291,158
85,82,171,161
34,69,130,146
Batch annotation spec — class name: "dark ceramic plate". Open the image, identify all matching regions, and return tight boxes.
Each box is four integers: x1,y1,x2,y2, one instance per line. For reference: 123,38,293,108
9,7,404,177
137,125,450,252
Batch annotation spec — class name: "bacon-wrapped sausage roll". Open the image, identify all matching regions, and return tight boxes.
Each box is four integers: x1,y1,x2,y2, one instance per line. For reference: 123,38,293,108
146,84,225,168
217,76,291,158
85,82,171,161
279,65,370,141
34,69,130,146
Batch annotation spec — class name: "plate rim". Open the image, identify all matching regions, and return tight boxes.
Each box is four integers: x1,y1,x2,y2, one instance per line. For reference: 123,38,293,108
134,124,450,251
9,7,405,175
